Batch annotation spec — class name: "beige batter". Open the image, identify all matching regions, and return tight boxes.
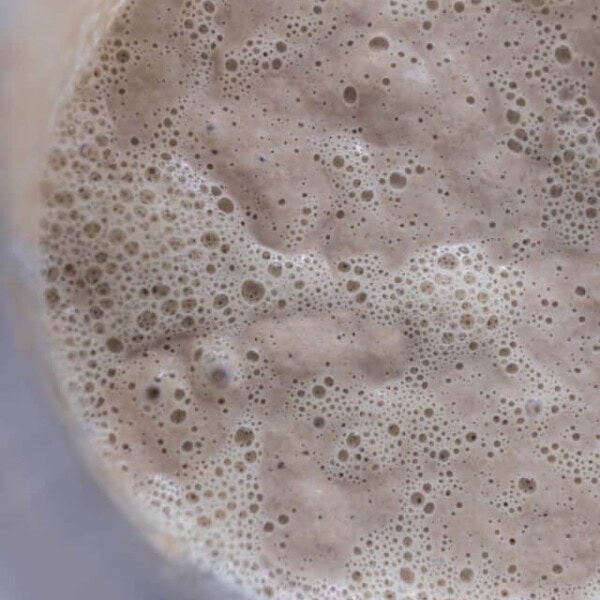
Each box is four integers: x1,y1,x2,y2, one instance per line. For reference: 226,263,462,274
36,0,599,598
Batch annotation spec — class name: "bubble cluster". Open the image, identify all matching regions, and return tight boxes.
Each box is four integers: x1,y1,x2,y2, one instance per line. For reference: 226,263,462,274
37,0,599,599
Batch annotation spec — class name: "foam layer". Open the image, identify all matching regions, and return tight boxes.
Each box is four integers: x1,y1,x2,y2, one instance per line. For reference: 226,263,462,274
38,0,599,598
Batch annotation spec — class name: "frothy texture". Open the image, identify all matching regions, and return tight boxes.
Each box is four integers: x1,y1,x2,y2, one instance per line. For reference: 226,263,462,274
37,0,600,598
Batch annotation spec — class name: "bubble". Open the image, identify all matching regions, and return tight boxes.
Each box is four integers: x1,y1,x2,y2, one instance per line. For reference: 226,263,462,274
201,231,220,248
213,294,229,308
389,172,407,189
170,409,187,424
146,386,161,401
526,398,543,418
116,49,130,63
197,516,212,528
388,424,400,436
518,477,537,493
343,86,358,105
241,279,265,303
137,310,157,330
346,433,361,447
312,384,326,398
460,314,474,329
555,45,572,64
234,427,255,446
246,350,259,362
83,222,101,238
44,287,60,308
369,36,389,51
506,109,520,124
437,253,458,269
225,58,238,72
410,492,424,506
507,139,523,153
145,166,160,182
208,365,232,389
399,567,415,584
217,197,234,213
106,337,124,353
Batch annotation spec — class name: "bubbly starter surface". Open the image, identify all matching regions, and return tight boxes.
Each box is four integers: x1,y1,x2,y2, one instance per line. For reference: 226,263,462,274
38,0,600,598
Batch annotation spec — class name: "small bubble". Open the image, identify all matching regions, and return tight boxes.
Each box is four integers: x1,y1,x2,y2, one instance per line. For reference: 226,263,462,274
389,172,407,189
506,109,521,124
437,253,458,269
525,398,542,418
146,386,161,401
234,427,255,446
137,310,157,330
312,385,326,398
410,492,424,506
45,288,60,308
116,49,130,63
555,45,572,64
145,166,160,181
170,409,187,424
208,366,232,389
346,433,361,447
201,231,220,248
369,36,390,51
400,567,415,584
218,197,234,213
343,86,358,105
246,350,260,362
106,337,124,353
518,477,537,493
225,58,238,72
241,279,265,303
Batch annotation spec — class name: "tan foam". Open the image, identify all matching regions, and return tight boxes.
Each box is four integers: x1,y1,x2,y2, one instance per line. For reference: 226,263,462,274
35,0,600,598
